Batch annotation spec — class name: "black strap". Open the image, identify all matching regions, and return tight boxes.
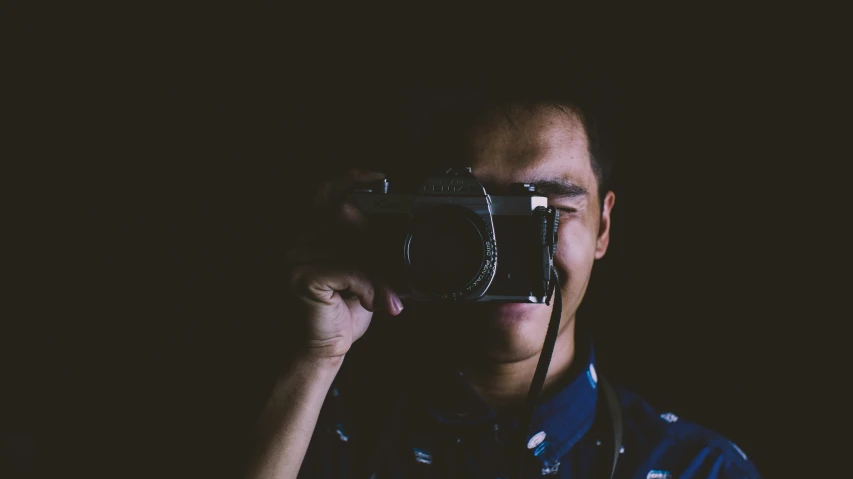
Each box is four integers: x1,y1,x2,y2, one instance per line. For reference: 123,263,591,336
513,267,562,478
599,376,622,479
514,263,622,479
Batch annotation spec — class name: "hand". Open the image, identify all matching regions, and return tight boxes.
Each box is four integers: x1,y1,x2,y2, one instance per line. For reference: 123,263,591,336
285,168,403,361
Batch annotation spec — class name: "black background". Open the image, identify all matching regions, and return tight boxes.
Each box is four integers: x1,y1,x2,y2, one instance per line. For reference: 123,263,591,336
5,5,844,478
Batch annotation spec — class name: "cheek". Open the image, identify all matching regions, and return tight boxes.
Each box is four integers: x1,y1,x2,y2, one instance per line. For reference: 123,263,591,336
553,224,597,286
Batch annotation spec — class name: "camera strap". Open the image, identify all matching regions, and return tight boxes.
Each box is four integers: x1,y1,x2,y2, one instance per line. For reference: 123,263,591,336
599,376,623,479
512,266,562,478
513,267,622,479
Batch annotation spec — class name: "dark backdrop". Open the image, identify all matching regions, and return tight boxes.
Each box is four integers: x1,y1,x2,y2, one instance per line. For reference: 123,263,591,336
6,7,840,479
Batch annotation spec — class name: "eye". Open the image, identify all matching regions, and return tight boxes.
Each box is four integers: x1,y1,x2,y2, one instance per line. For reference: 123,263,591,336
555,207,577,215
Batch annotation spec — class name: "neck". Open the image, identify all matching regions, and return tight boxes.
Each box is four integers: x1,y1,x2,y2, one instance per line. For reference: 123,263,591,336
462,319,577,414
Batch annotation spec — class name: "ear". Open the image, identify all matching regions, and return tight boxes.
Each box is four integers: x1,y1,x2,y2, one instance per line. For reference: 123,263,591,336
594,191,616,260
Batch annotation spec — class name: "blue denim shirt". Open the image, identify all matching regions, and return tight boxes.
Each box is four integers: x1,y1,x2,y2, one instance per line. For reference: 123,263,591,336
298,342,761,478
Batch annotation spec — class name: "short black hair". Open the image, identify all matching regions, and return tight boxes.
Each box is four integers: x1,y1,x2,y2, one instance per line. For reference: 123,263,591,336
410,91,613,207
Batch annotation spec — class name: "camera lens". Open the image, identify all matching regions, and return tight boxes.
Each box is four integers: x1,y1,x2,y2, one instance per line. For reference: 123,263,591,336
405,206,489,297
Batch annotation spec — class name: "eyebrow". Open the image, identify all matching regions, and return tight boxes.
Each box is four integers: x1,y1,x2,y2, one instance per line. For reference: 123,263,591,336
530,179,589,199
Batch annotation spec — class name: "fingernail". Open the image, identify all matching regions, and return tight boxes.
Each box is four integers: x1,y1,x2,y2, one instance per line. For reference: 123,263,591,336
391,293,403,313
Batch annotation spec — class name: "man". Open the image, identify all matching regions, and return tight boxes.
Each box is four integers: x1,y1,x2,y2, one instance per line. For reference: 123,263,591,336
245,95,762,478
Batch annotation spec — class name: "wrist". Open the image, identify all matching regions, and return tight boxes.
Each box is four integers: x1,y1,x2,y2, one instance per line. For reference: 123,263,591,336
290,350,346,375
267,352,344,406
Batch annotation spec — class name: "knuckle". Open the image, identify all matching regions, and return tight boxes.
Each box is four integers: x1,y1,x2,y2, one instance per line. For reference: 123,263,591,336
347,268,365,282
340,270,358,288
334,201,351,219
313,178,341,206
354,271,375,292
337,205,365,229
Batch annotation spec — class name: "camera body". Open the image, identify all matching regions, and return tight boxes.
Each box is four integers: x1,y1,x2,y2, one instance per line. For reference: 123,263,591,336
345,167,559,303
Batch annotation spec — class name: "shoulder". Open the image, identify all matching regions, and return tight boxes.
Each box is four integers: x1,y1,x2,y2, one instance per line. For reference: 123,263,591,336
611,385,762,479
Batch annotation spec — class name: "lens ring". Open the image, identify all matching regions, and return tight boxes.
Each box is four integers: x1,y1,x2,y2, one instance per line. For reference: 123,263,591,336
404,205,497,300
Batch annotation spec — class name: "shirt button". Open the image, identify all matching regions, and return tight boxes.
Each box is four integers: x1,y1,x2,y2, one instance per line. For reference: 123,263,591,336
413,448,433,465
334,424,349,442
527,431,547,449
587,363,598,389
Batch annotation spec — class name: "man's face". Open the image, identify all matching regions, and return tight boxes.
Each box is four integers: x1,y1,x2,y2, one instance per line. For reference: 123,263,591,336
416,104,615,363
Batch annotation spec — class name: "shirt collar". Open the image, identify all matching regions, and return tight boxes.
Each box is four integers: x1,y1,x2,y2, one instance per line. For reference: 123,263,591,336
415,339,599,463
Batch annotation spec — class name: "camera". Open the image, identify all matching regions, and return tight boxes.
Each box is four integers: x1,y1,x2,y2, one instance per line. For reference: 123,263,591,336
345,167,560,303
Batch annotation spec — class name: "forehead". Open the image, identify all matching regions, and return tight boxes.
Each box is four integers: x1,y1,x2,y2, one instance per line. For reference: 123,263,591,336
467,105,595,194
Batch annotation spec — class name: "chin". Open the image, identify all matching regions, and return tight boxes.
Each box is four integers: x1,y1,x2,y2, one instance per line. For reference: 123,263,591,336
475,303,553,360
459,302,553,345
423,301,551,325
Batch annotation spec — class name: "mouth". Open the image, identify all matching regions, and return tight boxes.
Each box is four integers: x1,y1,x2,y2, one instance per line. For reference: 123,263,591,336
410,300,548,324
439,302,546,325
488,302,547,321
493,302,541,312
